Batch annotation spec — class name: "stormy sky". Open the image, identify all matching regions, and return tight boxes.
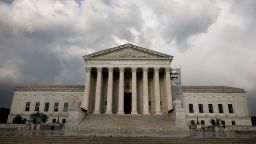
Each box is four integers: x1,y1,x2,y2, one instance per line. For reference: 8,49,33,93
0,0,256,115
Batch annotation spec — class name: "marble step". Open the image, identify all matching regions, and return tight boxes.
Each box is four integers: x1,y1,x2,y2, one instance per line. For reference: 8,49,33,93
1,136,256,144
78,114,177,131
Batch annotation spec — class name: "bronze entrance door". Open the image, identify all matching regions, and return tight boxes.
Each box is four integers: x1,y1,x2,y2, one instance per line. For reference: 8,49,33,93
124,93,131,114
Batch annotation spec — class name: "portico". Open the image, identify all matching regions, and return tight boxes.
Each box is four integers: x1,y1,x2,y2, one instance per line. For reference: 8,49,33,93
81,44,173,115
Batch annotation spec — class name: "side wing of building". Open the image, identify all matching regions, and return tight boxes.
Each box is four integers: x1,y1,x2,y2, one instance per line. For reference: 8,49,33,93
8,85,84,124
182,86,251,126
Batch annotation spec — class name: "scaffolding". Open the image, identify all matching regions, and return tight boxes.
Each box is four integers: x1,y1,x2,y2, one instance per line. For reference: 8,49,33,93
171,68,183,109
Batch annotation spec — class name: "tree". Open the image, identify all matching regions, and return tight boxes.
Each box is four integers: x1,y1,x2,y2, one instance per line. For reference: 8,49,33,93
210,118,225,127
12,115,26,124
210,119,216,126
0,108,10,123
30,112,48,124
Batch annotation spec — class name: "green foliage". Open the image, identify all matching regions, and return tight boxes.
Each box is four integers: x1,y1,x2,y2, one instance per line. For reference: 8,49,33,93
210,119,216,126
210,118,225,127
30,112,48,124
12,115,26,124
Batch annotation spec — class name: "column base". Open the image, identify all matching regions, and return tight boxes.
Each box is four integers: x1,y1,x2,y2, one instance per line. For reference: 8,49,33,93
93,110,100,114
131,111,138,115
155,111,162,115
117,111,124,114
143,111,150,115
105,110,112,114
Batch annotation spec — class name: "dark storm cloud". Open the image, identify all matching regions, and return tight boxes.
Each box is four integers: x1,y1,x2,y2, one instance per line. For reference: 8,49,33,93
0,0,144,107
0,0,255,116
1,0,14,5
144,0,219,49
0,0,144,83
0,84,14,108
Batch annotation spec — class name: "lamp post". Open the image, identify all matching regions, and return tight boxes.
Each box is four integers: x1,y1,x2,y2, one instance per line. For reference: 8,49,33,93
196,117,199,124
57,115,59,123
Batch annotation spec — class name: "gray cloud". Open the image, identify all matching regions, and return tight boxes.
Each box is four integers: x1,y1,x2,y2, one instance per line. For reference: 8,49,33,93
0,0,256,117
143,0,219,49
1,0,14,5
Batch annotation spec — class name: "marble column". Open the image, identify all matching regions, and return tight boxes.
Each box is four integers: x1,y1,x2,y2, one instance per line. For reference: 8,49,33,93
131,67,138,114
165,67,173,113
143,67,150,114
81,67,91,111
118,67,124,114
94,67,102,114
154,67,161,114
106,67,113,114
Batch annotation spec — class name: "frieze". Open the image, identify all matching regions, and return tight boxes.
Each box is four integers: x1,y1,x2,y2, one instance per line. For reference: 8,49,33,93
86,59,171,67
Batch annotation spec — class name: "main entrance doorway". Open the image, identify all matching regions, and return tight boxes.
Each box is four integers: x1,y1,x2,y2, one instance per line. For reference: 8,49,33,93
124,93,131,114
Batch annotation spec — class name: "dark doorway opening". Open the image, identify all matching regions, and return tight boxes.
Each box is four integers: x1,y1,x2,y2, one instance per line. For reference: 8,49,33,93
124,93,131,114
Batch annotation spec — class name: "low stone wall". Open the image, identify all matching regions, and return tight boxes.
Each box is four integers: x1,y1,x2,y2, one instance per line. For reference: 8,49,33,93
0,123,64,130
227,126,256,131
0,124,30,130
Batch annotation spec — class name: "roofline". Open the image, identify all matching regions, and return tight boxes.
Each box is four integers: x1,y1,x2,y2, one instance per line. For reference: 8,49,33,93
14,85,246,93
182,85,246,93
15,85,84,92
83,43,173,60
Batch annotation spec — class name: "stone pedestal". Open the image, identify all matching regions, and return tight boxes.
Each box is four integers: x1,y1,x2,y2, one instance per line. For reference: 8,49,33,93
65,108,85,130
175,108,186,129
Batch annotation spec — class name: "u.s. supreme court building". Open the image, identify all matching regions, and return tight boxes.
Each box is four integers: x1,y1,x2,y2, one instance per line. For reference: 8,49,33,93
8,44,252,131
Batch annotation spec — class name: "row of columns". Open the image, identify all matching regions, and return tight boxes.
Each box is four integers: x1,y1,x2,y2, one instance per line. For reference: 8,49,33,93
81,67,172,114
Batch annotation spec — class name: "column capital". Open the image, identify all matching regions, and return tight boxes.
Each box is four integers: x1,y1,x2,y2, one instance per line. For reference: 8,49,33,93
165,67,171,72
131,67,137,72
85,67,92,72
108,67,114,72
119,67,125,72
143,67,148,72
97,67,103,72
154,67,160,71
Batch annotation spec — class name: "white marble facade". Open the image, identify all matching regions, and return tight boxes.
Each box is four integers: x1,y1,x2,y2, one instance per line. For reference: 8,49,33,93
7,44,252,127
183,86,251,126
8,85,83,124
80,43,174,114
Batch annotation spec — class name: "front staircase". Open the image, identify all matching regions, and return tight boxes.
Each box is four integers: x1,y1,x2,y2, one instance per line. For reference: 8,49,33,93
76,114,181,136
1,136,256,144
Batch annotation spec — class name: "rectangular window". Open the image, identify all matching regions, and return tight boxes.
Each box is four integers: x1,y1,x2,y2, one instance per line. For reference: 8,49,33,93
198,104,204,113
191,120,195,125
221,120,225,126
201,120,205,125
218,104,224,113
25,102,30,111
35,102,40,111
62,119,66,123
208,104,214,113
52,119,56,123
232,120,236,125
54,102,59,112
189,104,194,113
228,104,234,113
44,102,49,112
63,102,68,112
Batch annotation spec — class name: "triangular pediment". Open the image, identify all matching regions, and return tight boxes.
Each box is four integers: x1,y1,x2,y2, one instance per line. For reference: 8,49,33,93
84,43,173,60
